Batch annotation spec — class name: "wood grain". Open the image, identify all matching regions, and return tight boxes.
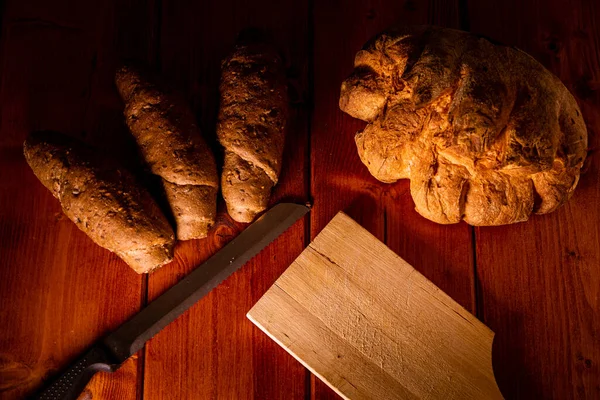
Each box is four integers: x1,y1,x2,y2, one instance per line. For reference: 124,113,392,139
0,0,598,398
0,1,155,398
249,212,503,400
142,0,310,399
468,0,600,398
310,0,471,398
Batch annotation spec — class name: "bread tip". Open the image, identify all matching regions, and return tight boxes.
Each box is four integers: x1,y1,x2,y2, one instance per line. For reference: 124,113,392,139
227,205,261,224
114,63,146,101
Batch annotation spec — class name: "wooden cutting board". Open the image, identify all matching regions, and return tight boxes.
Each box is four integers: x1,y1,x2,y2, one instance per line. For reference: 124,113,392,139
247,212,504,399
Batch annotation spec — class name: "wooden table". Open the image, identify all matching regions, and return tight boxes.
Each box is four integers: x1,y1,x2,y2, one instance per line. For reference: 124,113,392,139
0,0,598,399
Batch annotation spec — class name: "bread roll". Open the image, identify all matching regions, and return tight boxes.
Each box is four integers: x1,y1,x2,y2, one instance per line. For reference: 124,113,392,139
340,25,587,226
217,36,288,223
115,65,219,239
23,131,175,273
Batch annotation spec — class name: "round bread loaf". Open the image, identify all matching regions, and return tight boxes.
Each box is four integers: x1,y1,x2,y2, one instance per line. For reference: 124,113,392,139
340,25,587,226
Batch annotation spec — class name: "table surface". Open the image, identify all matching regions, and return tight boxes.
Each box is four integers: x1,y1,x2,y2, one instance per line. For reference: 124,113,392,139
0,0,598,399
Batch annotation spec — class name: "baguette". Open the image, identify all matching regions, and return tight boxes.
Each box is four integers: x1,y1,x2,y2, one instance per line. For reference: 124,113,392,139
115,65,219,239
23,131,175,273
217,36,288,223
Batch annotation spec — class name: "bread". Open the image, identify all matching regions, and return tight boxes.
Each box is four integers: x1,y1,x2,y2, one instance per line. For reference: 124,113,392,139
217,35,288,223
23,131,175,273
340,25,587,226
115,65,219,239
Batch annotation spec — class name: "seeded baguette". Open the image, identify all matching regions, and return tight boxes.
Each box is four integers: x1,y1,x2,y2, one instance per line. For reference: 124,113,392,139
23,131,175,273
217,37,288,223
116,65,219,239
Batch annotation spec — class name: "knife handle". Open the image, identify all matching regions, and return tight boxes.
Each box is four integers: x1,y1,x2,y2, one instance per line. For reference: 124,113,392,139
33,345,116,400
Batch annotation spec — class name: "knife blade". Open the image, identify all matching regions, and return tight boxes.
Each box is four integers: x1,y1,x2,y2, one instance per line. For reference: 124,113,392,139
33,202,309,400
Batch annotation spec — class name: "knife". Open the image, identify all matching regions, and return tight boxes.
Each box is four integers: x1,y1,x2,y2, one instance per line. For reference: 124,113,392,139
33,202,309,400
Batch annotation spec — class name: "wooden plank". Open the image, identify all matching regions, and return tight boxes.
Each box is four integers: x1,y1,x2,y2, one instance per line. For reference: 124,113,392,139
249,212,503,400
468,0,600,398
249,286,417,400
143,0,309,398
311,0,469,398
0,0,157,398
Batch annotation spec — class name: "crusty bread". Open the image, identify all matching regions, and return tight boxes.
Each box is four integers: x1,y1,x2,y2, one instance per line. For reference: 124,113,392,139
23,131,175,273
340,25,587,226
115,65,219,239
217,37,288,223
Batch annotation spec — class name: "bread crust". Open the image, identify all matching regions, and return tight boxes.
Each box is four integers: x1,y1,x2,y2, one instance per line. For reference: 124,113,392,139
116,65,219,239
217,39,288,223
340,25,587,225
23,131,175,273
